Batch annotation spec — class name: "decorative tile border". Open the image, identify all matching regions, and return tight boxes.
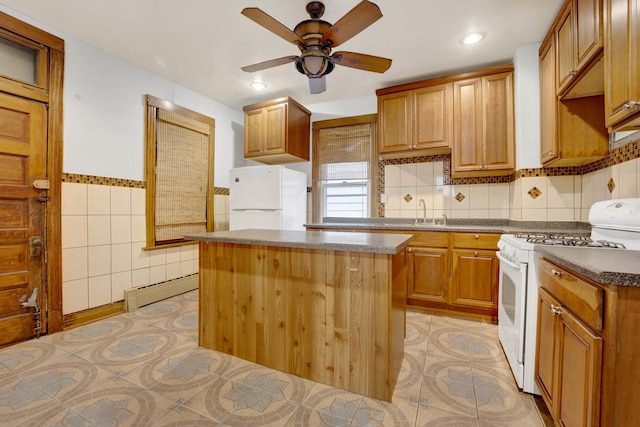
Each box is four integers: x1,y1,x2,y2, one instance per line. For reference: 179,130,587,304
62,173,145,188
63,173,230,196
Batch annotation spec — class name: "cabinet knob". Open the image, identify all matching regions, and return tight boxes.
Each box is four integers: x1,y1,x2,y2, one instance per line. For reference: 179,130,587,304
623,101,639,110
474,234,479,239
566,68,576,76
550,304,562,315
551,269,561,277
474,251,479,257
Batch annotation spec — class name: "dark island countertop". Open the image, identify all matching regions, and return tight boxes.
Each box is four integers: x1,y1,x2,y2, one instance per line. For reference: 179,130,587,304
535,246,640,287
185,229,413,254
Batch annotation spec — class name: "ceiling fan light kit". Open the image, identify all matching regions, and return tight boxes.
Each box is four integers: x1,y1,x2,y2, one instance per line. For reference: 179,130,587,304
241,0,392,94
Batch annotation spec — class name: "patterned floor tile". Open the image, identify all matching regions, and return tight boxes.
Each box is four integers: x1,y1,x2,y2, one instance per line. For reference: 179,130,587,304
415,405,481,426
0,290,546,427
188,363,307,426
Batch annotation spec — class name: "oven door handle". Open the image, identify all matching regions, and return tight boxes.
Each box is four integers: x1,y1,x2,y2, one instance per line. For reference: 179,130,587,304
496,252,524,271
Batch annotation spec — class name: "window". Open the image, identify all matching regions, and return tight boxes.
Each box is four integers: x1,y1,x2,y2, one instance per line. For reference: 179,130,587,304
144,95,215,248
312,115,377,222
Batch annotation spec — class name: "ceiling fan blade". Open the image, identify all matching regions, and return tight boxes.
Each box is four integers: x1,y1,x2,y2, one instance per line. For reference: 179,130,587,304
320,0,383,47
241,56,299,73
331,51,392,73
309,76,326,94
241,7,306,46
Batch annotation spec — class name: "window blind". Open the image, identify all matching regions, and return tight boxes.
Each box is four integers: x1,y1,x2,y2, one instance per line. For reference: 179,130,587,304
154,109,211,243
317,123,373,181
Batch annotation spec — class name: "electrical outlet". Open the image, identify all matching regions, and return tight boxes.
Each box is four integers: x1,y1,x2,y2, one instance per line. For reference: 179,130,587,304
380,193,387,203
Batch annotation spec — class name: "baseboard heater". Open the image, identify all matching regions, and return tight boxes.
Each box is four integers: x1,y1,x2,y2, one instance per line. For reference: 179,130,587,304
124,274,198,311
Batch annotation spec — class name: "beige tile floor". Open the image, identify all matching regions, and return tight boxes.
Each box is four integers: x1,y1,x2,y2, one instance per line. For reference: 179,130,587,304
0,290,545,426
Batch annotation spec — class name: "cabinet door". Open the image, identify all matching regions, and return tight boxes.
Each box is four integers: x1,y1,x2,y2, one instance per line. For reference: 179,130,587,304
540,38,559,164
574,0,602,71
604,0,639,127
482,72,514,171
450,248,498,309
244,109,265,157
263,103,286,154
413,84,452,150
557,5,575,93
406,246,449,304
556,305,603,427
452,78,483,173
536,288,560,413
378,92,413,153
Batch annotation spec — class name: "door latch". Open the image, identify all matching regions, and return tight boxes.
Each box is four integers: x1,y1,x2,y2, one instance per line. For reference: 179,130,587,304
29,236,43,257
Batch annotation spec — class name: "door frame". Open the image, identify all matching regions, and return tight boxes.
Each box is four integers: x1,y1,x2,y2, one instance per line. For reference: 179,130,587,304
1,11,64,334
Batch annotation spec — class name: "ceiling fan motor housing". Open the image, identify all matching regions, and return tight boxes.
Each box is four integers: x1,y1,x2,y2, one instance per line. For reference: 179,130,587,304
294,16,334,77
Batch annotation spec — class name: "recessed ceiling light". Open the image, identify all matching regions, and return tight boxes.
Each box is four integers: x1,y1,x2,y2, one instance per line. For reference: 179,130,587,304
250,81,267,90
462,32,484,45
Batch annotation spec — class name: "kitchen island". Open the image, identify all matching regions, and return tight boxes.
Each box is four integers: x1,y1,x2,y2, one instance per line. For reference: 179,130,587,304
186,229,412,402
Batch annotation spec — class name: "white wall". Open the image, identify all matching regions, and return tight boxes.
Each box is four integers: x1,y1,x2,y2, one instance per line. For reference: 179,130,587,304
514,43,543,169
0,4,245,188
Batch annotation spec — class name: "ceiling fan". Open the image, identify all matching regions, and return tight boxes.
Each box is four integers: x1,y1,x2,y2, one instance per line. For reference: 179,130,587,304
241,0,392,94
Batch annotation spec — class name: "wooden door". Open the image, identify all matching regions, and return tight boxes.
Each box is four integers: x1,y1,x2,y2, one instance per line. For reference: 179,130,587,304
540,37,559,164
244,108,264,158
406,246,449,304
556,307,602,427
378,92,412,153
413,84,452,150
450,249,498,309
0,92,47,347
452,78,483,173
482,72,514,172
264,103,286,154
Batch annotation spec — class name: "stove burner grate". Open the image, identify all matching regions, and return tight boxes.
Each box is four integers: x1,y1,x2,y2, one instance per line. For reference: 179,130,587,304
513,233,626,249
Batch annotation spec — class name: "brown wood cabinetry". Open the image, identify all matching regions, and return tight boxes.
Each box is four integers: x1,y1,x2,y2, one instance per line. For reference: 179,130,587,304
604,0,640,130
378,84,452,157
243,97,311,164
452,72,514,176
376,65,513,176
539,32,608,166
556,0,603,95
406,231,500,320
536,257,640,426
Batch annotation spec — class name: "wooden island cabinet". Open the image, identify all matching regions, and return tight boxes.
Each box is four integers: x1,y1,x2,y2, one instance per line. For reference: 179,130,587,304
187,229,411,402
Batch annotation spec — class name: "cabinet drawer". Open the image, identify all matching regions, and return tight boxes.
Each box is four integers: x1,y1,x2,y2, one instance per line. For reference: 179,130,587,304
538,258,603,332
452,232,499,249
410,231,449,247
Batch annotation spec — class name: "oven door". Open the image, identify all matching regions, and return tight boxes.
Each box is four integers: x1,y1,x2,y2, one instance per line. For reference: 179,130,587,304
497,251,528,389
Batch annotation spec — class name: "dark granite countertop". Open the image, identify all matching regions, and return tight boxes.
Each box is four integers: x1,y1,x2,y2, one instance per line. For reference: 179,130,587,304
305,218,591,235
535,246,640,287
185,229,413,254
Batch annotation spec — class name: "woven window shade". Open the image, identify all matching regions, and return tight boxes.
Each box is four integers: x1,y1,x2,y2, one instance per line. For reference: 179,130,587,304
155,109,211,242
317,123,373,180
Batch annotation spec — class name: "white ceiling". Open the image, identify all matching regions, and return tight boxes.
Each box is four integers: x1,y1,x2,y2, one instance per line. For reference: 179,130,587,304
0,0,564,111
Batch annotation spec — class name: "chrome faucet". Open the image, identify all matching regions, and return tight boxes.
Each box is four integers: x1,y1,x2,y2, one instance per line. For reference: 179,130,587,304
442,213,447,226
418,199,426,224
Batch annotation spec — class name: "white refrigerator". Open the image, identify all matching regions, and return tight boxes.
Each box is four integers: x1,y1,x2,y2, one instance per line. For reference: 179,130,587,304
229,165,307,231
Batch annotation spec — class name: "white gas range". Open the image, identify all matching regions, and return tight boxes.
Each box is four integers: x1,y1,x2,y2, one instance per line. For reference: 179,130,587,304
497,198,640,395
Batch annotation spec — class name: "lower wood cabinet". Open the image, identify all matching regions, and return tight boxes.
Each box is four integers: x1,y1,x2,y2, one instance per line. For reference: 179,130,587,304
536,256,640,426
407,231,499,320
407,246,449,304
536,287,602,427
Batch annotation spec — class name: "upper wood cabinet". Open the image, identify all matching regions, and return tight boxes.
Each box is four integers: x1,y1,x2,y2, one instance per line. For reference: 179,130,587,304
604,0,640,130
378,83,452,156
556,0,603,95
377,65,514,177
539,30,609,166
243,97,311,164
452,71,515,176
